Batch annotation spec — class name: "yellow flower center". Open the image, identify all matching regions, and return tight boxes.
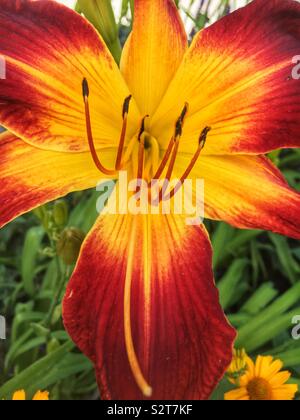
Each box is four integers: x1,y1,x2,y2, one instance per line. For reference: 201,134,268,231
247,378,273,400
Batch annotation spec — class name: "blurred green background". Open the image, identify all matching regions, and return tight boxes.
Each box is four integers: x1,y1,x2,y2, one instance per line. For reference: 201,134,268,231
0,0,300,400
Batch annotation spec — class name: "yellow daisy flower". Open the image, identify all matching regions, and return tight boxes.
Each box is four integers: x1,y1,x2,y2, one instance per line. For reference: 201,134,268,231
225,355,298,401
12,390,49,401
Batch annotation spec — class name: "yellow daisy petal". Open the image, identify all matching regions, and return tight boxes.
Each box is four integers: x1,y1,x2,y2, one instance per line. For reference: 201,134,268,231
32,391,49,401
255,355,272,378
272,385,298,401
12,390,26,400
263,359,284,381
269,371,291,387
224,388,249,400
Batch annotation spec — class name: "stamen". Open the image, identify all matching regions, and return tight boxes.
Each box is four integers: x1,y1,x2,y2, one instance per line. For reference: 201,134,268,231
152,103,189,183
151,137,174,182
165,140,179,182
115,95,132,170
82,78,117,176
167,126,211,200
157,104,189,202
122,136,139,167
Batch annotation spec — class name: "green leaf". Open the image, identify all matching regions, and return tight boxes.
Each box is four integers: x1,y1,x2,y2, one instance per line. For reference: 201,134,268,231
236,283,300,349
227,313,251,328
212,223,235,268
21,226,45,296
210,378,233,401
241,283,278,315
239,308,300,352
275,349,300,368
218,259,248,310
0,341,74,399
68,190,99,232
268,234,300,284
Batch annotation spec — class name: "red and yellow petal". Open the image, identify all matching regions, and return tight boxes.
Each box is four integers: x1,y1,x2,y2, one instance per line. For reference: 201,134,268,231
175,153,300,239
0,131,114,228
0,0,140,152
63,213,236,400
121,0,187,116
152,0,300,155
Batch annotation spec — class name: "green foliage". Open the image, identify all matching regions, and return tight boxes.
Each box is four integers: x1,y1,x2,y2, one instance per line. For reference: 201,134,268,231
0,191,100,400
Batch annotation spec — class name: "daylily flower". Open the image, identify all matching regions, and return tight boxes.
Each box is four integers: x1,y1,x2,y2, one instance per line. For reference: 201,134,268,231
1,0,300,400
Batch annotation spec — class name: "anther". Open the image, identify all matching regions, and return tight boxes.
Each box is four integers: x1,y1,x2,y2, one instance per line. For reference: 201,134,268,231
199,126,211,149
116,95,133,170
123,95,132,119
175,102,189,138
82,78,89,99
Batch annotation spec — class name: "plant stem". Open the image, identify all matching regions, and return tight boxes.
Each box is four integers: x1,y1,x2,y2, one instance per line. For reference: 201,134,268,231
42,256,70,328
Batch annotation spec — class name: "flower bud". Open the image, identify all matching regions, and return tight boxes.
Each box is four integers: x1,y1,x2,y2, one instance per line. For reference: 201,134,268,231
33,206,47,222
47,338,60,354
56,227,85,265
53,200,68,228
